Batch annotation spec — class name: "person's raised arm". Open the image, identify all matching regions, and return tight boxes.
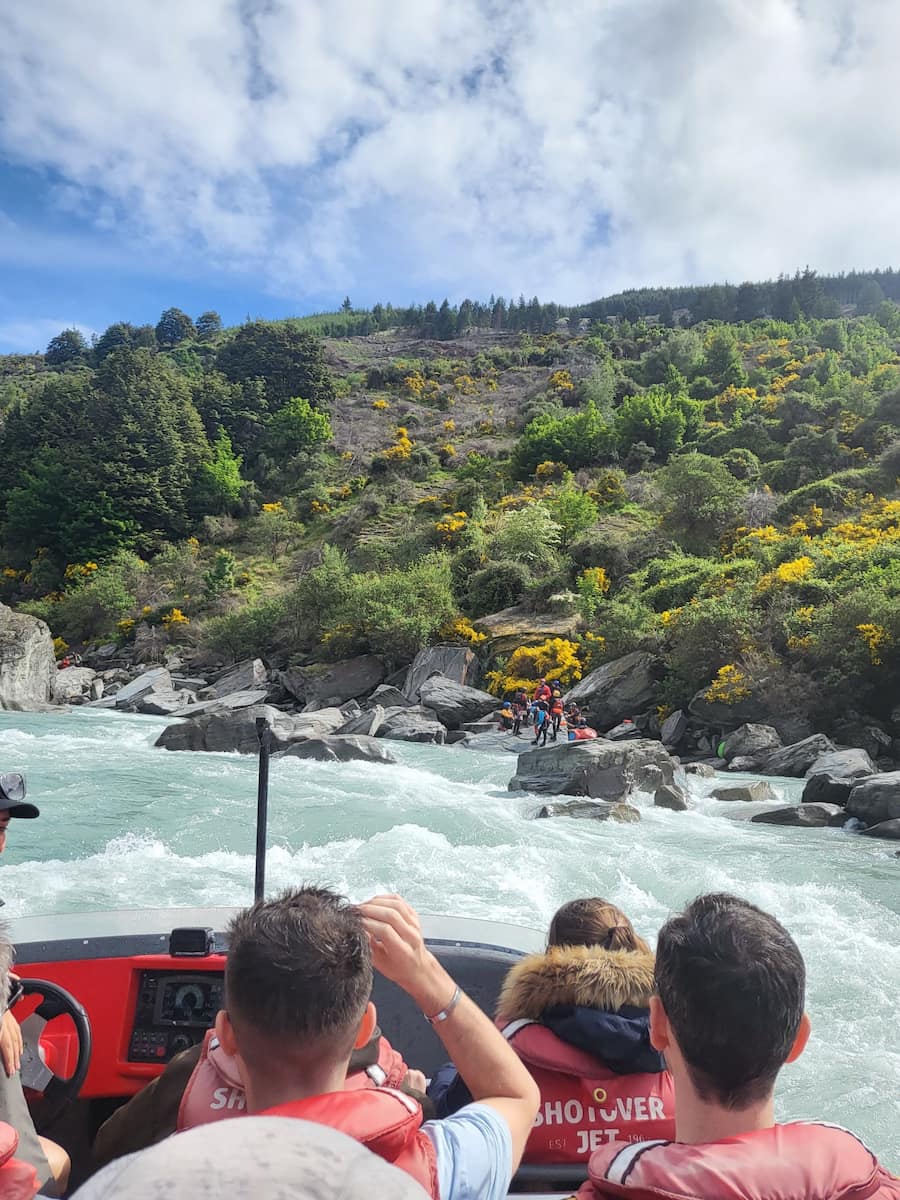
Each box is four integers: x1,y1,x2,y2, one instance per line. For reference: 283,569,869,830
358,895,540,1171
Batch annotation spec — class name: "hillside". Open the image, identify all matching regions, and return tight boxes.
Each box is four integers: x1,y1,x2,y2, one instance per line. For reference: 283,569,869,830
2,285,900,747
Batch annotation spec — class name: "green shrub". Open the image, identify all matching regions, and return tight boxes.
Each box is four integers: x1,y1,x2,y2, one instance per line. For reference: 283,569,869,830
203,597,287,660
464,560,530,615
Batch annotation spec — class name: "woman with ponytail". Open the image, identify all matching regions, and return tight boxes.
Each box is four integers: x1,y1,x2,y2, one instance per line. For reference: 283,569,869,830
429,899,674,1165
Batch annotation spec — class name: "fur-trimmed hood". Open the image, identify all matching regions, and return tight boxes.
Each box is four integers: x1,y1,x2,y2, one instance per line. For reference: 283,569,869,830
497,944,656,1022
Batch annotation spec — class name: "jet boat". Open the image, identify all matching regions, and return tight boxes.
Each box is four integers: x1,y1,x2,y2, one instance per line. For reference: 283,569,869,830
7,723,584,1197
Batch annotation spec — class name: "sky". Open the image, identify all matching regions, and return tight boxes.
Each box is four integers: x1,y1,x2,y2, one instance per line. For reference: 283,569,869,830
1,0,899,352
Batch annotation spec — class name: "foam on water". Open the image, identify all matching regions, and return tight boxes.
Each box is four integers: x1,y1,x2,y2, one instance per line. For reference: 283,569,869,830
1,709,898,1165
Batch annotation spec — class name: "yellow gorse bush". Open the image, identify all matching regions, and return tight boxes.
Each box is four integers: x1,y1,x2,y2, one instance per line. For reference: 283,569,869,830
485,638,583,697
857,623,891,666
703,664,751,705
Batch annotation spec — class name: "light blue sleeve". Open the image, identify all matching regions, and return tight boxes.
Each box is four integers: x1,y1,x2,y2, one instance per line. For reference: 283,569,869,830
422,1103,513,1200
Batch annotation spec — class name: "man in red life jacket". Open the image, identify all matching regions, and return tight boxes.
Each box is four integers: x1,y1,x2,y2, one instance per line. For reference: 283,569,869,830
214,887,539,1200
577,893,900,1200
533,679,552,703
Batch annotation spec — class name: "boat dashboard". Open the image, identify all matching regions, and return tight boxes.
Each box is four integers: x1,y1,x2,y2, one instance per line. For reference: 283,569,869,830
9,907,577,1196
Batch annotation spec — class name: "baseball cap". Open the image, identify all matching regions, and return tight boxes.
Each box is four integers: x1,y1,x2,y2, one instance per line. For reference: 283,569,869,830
0,774,39,819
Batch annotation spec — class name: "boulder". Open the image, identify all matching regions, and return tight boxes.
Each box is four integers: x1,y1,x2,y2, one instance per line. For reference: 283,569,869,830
801,749,877,807
52,666,97,702
337,706,385,737
403,645,480,700
845,773,900,826
721,724,782,764
211,659,268,698
660,710,689,748
86,696,118,709
564,652,665,729
377,706,446,745
683,763,716,778
89,678,104,701
711,782,779,803
858,818,900,841
416,675,497,730
687,690,769,729
278,655,386,709
169,690,270,718
509,738,676,801
459,731,528,753
171,676,209,692
275,735,397,765
760,735,836,778
726,755,764,773
137,689,196,716
751,804,846,828
113,667,173,710
636,765,664,793
831,717,893,761
473,604,581,659
154,705,342,754
654,784,689,812
535,800,641,823
363,685,411,711
0,603,57,711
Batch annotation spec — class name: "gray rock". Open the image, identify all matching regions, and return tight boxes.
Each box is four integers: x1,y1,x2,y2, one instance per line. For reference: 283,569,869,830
168,690,270,718
337,706,385,737
377,705,446,744
683,763,716,778
711,782,779,803
751,804,846,828
0,603,57,711
137,689,196,716
279,655,386,709
760,735,837,778
275,735,397,765
535,799,641,823
688,690,769,729
459,731,528,753
114,667,173,710
171,676,209,692
636,765,664,792
85,696,118,709
564,652,665,729
654,783,689,811
211,658,268,698
660,709,689,748
52,666,97,702
94,643,119,659
363,685,411,711
403,645,480,700
89,678,104,701
721,724,782,763
846,773,900,826
509,738,676,801
155,705,335,754
726,755,764,773
858,818,900,840
100,669,131,684
801,749,877,807
416,675,497,730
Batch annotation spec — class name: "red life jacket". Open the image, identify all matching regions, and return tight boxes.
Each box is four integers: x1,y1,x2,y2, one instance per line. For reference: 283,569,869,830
266,1087,440,1199
501,1020,674,1164
177,1030,409,1132
574,726,598,740
551,699,564,716
0,1123,39,1199
576,1121,900,1200
534,684,552,701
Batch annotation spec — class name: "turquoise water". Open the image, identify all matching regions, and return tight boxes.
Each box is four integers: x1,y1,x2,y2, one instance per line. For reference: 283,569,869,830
1,708,898,1166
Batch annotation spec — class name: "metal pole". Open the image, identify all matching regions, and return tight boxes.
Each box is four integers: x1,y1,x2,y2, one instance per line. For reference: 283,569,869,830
254,717,271,902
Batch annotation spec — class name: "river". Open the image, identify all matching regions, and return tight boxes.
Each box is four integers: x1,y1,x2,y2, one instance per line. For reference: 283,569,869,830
1,708,898,1166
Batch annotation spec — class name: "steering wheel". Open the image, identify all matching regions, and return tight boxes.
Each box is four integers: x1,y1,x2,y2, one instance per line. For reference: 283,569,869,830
14,979,92,1128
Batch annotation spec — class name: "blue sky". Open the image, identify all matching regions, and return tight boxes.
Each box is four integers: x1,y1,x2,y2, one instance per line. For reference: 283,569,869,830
1,0,898,353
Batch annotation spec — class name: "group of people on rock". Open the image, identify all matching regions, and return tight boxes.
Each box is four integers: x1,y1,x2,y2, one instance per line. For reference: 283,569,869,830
0,767,897,1199
498,680,598,745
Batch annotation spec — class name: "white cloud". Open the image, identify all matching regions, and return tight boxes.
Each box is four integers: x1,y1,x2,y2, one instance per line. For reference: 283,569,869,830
1,0,899,304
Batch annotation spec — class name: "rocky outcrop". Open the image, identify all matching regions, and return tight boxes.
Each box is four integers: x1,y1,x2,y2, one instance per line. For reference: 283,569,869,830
535,799,641,823
211,659,268,698
711,782,779,803
137,689,197,716
654,783,689,811
377,705,446,745
0,604,57,710
687,690,770,729
276,735,397,765
363,685,411,711
845,773,900,826
801,749,876,807
416,675,497,730
279,655,386,710
760,734,836,778
403,645,480,701
750,804,845,828
473,605,581,660
337,706,385,737
660,710,689,749
114,668,174,711
683,763,716,778
858,818,900,840
154,705,347,754
721,724,782,764
52,666,97,703
169,690,269,718
509,738,676,801
564,652,665,729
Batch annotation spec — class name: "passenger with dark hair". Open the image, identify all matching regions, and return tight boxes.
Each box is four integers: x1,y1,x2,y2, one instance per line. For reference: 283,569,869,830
577,893,900,1199
431,899,674,1164
206,888,538,1200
